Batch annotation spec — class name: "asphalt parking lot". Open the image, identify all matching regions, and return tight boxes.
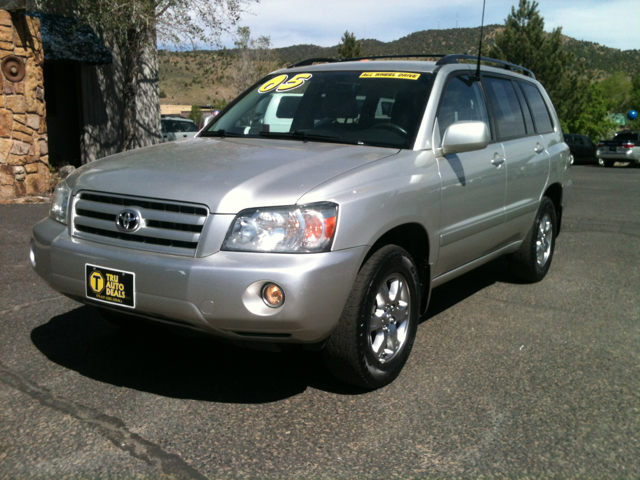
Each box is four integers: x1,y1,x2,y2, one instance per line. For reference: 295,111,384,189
1,164,638,479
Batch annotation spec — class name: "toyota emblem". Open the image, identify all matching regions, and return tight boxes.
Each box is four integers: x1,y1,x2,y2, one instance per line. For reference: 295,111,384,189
116,209,141,232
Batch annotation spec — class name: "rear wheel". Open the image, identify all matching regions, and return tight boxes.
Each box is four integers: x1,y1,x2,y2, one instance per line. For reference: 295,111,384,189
508,197,557,283
323,245,420,389
599,158,614,168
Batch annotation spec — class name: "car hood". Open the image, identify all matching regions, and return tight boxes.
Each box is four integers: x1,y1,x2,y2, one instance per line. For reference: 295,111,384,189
68,137,399,213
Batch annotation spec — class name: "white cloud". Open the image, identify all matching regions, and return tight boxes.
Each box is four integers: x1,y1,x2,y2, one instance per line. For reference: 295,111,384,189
543,0,640,50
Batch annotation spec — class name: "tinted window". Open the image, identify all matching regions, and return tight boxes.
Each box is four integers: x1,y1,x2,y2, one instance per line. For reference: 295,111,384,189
614,132,640,142
514,82,535,134
181,121,198,132
437,75,489,140
520,82,553,133
484,77,526,140
161,119,198,133
275,96,301,118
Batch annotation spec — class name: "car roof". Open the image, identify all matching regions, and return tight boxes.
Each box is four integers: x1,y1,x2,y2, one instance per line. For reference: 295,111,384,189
282,60,440,74
277,59,539,84
161,117,196,123
276,54,536,79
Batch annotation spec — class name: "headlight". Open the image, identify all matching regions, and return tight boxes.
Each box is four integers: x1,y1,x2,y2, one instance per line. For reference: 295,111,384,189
49,181,72,225
223,202,338,253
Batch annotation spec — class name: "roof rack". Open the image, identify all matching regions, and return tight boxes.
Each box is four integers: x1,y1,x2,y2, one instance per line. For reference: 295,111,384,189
287,53,535,79
287,57,340,68
287,54,447,68
435,54,535,78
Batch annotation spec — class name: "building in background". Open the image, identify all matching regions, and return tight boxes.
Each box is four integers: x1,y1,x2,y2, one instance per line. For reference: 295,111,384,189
0,3,48,200
0,0,161,202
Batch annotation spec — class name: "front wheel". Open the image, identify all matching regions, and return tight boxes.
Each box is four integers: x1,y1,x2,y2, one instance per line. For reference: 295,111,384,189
323,245,420,389
508,197,557,283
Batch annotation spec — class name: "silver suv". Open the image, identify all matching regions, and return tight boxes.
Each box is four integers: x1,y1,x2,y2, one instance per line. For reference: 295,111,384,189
32,55,571,388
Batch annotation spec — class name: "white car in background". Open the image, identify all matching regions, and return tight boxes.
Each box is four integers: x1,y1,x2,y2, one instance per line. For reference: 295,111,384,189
161,116,199,142
247,93,302,133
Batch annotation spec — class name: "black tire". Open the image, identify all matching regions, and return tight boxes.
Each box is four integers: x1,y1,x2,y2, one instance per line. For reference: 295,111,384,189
599,158,614,168
508,197,557,283
323,245,420,389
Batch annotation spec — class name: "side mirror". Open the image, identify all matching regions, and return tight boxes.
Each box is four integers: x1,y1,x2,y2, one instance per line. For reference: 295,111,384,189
441,121,490,156
198,114,215,131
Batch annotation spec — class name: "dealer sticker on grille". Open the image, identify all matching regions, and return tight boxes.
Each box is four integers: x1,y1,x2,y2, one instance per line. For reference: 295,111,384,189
86,264,135,308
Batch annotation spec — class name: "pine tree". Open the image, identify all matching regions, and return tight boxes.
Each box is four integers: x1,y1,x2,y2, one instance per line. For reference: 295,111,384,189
489,0,572,105
337,31,362,59
489,0,609,136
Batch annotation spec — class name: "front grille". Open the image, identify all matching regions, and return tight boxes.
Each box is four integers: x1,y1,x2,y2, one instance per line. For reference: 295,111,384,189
72,192,209,256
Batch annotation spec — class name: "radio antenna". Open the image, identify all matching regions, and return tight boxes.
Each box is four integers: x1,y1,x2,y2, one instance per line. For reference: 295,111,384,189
475,0,487,80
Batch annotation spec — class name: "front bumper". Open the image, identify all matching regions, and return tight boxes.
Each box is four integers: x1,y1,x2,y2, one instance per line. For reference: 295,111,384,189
31,218,367,343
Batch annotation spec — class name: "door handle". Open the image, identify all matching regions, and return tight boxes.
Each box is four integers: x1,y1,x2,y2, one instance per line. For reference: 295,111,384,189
535,143,545,154
491,154,505,167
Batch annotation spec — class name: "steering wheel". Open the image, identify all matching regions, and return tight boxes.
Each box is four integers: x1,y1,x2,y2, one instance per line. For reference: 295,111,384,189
372,123,408,136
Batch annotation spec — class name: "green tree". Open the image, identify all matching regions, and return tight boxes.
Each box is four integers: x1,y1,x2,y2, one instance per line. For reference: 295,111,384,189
560,81,616,140
625,74,640,130
337,31,362,59
488,0,602,135
599,72,632,113
489,0,572,106
37,0,256,152
188,105,202,125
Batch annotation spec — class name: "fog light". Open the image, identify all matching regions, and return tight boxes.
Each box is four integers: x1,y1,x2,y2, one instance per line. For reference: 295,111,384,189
29,239,36,268
262,283,284,308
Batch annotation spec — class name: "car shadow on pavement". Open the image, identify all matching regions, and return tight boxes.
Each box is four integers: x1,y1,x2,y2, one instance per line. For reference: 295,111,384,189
423,256,518,321
31,257,519,403
30,306,365,403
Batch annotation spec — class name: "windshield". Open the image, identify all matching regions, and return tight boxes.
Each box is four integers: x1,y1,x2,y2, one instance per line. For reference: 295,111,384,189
203,70,433,149
613,132,639,142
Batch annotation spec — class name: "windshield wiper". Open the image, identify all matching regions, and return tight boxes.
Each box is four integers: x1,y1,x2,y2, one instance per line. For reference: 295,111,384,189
259,130,342,143
200,129,242,138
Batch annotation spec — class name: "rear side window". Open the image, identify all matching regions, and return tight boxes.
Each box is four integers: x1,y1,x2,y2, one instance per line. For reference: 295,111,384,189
181,121,198,132
520,82,554,133
514,82,535,134
483,76,526,140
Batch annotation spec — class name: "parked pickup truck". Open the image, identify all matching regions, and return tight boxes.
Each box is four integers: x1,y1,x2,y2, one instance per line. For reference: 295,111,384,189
597,130,640,167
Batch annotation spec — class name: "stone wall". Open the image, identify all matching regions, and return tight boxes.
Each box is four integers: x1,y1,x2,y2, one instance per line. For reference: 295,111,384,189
0,9,49,201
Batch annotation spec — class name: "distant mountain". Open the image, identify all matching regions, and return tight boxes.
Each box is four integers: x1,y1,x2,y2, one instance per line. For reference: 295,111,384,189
159,25,639,106
273,25,639,77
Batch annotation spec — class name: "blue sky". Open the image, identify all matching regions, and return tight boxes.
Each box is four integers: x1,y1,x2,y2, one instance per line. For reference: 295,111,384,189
219,0,639,51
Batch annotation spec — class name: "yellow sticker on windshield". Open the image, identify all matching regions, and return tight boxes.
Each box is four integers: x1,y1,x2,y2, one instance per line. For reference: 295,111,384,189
360,72,421,80
259,73,313,93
